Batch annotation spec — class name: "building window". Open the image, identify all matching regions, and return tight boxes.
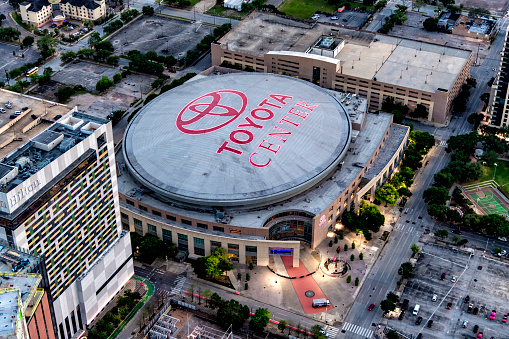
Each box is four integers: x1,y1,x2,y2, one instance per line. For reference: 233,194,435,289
197,223,208,229
139,205,148,212
210,240,222,252
228,243,239,262
194,237,205,256
126,199,135,206
152,210,161,217
148,224,157,235
133,218,143,235
166,215,177,221
213,226,224,232
177,233,188,251
230,229,241,235
181,219,192,225
121,212,129,231
162,229,172,243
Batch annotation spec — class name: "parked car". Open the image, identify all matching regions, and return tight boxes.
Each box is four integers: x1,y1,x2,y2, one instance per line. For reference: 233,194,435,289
451,275,457,283
331,16,338,20
427,320,433,328
368,303,375,311
499,237,508,242
468,304,473,313
473,307,479,315
446,302,452,309
462,320,468,328
416,334,422,339
490,310,496,320
415,316,423,325
21,107,28,111
503,315,507,323
398,310,405,320
477,333,483,338
473,325,479,333
14,111,21,115
441,273,446,280
9,115,16,119
5,103,12,109
432,294,438,302
464,295,470,303
0,108,5,113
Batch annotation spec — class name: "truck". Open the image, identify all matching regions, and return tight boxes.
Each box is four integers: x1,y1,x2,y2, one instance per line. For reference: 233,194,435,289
312,299,330,308
413,304,420,315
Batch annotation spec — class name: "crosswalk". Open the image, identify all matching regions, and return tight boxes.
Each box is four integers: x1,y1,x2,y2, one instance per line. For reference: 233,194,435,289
341,322,373,338
324,325,340,338
437,140,447,147
170,276,186,295
394,223,419,234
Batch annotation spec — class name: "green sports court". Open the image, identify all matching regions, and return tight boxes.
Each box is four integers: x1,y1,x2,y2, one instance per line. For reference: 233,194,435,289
465,186,509,216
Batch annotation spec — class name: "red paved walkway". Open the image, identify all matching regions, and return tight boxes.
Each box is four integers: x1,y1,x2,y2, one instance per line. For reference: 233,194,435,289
280,255,332,314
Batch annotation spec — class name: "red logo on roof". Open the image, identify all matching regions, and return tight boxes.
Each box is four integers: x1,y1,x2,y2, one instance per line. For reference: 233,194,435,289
176,90,248,135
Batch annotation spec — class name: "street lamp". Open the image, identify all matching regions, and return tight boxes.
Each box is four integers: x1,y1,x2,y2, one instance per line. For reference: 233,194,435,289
494,163,498,181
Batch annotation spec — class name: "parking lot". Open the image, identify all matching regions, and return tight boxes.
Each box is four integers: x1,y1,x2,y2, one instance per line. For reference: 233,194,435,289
387,243,509,338
317,10,370,29
0,43,42,82
389,12,491,62
108,15,210,58
52,60,119,92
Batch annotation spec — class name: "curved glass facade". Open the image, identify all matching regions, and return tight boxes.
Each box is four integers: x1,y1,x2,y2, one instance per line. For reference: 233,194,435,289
266,211,314,243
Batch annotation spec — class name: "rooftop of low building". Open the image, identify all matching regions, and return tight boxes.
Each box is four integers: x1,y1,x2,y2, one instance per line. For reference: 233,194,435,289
218,12,471,93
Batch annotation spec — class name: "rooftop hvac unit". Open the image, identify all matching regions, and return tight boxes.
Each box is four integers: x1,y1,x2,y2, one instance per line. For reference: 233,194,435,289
59,138,75,152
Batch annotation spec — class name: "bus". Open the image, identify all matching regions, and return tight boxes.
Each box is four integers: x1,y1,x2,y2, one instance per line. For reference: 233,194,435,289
26,67,39,76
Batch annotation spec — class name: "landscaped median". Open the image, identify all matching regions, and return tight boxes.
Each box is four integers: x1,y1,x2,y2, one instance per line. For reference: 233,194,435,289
108,277,154,339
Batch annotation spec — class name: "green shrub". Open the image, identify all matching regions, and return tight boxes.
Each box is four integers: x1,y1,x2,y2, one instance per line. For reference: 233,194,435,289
346,275,351,283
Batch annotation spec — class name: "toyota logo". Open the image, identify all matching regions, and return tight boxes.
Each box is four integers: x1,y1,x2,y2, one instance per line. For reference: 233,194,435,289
176,90,248,135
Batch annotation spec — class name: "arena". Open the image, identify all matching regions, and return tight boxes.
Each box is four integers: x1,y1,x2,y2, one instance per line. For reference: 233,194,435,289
118,72,410,266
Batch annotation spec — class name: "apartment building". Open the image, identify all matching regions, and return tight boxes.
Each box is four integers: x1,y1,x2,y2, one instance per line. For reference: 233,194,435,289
20,0,106,27
486,26,509,127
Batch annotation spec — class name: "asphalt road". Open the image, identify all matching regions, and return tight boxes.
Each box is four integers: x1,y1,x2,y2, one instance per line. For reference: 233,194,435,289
341,17,509,339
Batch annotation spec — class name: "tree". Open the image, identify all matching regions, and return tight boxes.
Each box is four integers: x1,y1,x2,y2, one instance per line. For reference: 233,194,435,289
95,40,114,53
350,254,355,261
77,48,95,59
482,214,509,236
411,244,420,256
113,73,122,84
54,86,76,102
398,187,412,197
398,262,413,279
249,308,270,333
217,299,250,330
386,292,399,303
37,35,58,59
359,203,385,233
410,130,435,153
346,275,351,283
96,76,114,92
467,113,484,129
411,103,428,118
446,208,462,224
22,35,34,47
386,330,399,339
469,8,491,18
311,325,327,339
433,170,455,189
278,320,287,333
142,5,155,15
202,289,212,307
60,50,77,63
434,229,449,239
413,0,426,12
452,235,461,244
376,184,399,205
380,299,396,314
355,277,359,286
89,32,101,47
482,150,498,167
423,186,449,205
0,13,5,25
446,132,478,154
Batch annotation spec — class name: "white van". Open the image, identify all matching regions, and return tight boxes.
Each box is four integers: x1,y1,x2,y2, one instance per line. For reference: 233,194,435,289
413,304,420,315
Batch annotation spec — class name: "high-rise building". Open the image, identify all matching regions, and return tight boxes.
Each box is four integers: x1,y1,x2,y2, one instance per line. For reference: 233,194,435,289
487,26,509,127
0,91,133,339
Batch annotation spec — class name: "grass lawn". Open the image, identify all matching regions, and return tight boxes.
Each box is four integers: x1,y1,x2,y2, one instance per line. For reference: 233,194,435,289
206,5,247,20
464,161,509,187
278,0,336,18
